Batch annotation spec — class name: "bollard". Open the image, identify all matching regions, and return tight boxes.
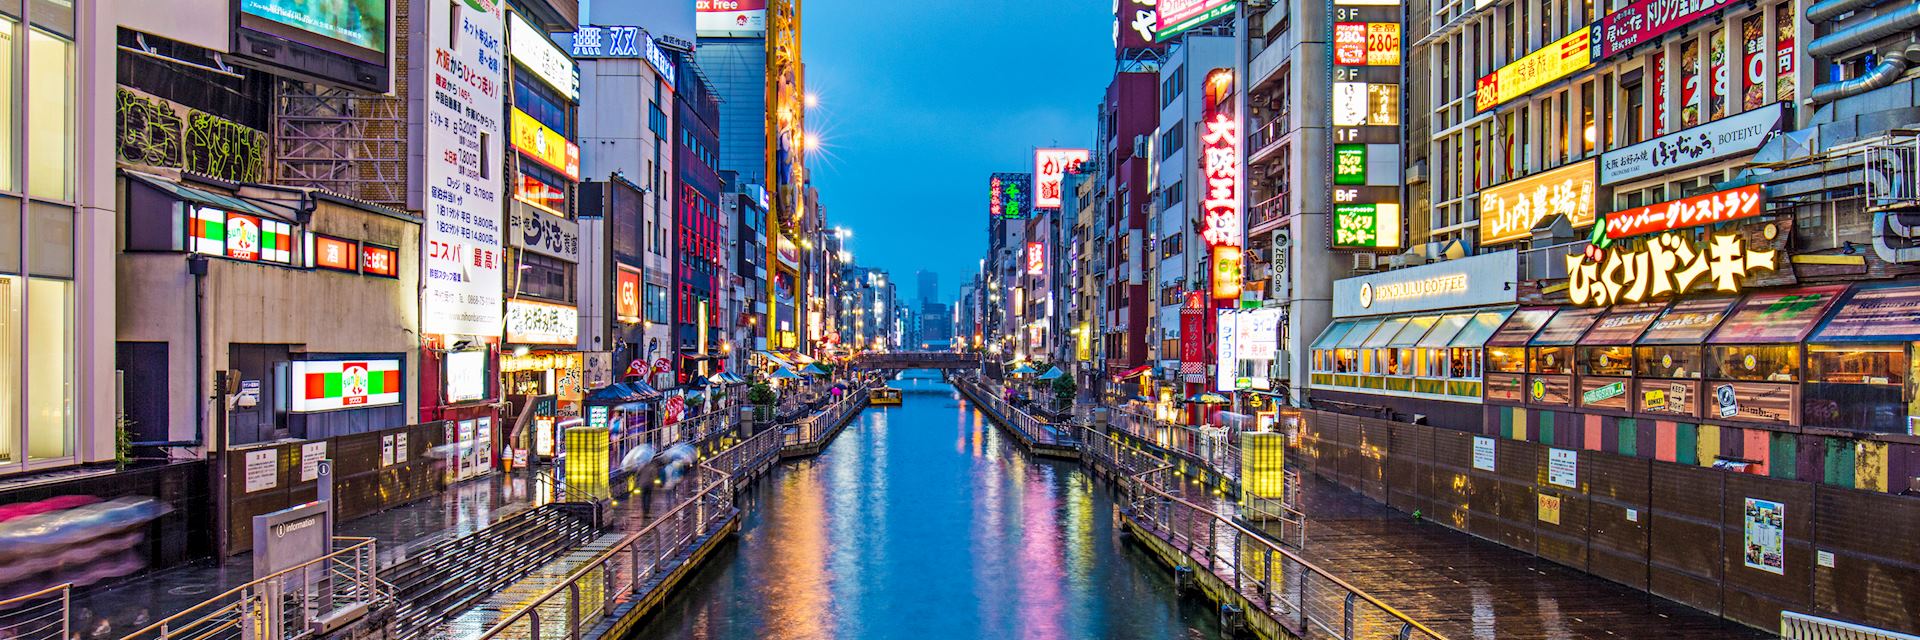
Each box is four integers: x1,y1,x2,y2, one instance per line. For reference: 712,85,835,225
1173,565,1196,594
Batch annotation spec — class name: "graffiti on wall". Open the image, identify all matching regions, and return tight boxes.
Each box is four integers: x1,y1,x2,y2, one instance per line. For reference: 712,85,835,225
116,87,268,183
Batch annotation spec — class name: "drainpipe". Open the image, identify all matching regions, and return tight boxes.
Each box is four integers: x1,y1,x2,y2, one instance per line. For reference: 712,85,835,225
1810,0,1893,23
1809,5,1920,57
1810,44,1920,104
1873,210,1920,263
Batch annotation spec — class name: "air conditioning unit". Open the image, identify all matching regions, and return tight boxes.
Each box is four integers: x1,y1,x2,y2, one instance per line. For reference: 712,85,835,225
1352,252,1379,272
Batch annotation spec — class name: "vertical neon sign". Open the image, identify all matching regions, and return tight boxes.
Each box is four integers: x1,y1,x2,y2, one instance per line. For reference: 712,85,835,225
1201,68,1242,301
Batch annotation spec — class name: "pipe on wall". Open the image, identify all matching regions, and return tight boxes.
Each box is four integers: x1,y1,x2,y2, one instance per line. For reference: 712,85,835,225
1809,44,1920,103
1808,5,1920,57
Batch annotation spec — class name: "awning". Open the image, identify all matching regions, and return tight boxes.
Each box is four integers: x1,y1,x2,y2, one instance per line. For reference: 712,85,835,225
1529,307,1604,346
1580,303,1669,345
1448,309,1515,348
1386,315,1440,348
1810,283,1920,342
1486,308,1556,347
1309,320,1357,350
1709,284,1850,344
1114,364,1152,380
1334,318,1384,349
1637,297,1739,345
1361,317,1409,348
585,382,660,404
124,171,281,220
758,350,797,369
1037,366,1066,380
771,368,803,380
1416,314,1473,348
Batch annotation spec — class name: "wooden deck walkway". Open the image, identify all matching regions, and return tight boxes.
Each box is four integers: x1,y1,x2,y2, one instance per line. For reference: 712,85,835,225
1259,474,1773,640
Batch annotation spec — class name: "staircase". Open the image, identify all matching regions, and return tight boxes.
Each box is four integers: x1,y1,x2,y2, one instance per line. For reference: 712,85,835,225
384,504,601,636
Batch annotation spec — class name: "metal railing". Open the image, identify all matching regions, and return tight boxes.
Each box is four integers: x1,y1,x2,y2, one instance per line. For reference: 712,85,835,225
471,470,735,640
1782,611,1920,640
951,376,1079,448
781,383,872,449
1122,463,1448,640
1864,135,1920,209
0,584,69,640
122,537,385,640
704,423,784,486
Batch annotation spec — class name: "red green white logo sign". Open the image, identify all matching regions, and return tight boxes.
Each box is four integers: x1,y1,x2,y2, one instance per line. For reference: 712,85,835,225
291,359,402,412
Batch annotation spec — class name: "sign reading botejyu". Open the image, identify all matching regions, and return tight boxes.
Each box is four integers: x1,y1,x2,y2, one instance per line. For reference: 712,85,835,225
1600,102,1784,185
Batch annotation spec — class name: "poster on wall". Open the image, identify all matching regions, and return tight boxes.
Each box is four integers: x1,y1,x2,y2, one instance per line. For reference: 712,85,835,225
421,0,506,337
381,435,395,467
1743,497,1786,574
245,449,278,493
300,442,327,482
1473,436,1496,471
1547,448,1578,488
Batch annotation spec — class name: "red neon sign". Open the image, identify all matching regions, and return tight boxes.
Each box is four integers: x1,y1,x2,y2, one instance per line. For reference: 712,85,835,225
1201,68,1242,301
1604,184,1764,239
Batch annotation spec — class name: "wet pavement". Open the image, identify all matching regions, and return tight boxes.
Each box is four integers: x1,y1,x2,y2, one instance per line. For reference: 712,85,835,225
1274,474,1773,640
70,470,533,636
629,371,1223,640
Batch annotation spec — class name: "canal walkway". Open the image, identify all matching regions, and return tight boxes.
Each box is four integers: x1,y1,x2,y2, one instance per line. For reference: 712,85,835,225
953,373,1770,639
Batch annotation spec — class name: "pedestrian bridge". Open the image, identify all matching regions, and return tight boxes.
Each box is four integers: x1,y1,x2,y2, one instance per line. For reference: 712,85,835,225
855,351,982,370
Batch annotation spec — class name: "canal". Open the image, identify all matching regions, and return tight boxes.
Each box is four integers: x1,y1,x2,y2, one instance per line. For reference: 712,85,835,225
630,370,1223,639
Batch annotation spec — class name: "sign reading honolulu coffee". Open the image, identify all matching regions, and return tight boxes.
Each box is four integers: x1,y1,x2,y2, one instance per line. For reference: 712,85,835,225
1333,250,1519,317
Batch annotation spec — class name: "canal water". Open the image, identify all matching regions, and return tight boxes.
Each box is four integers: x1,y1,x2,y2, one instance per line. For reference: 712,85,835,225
630,370,1222,640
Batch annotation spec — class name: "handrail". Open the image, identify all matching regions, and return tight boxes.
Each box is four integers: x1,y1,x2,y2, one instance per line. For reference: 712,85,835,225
122,536,382,640
470,468,733,639
1121,460,1449,640
0,583,70,640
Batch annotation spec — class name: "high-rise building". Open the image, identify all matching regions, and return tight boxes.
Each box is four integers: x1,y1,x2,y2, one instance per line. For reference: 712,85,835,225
917,270,940,305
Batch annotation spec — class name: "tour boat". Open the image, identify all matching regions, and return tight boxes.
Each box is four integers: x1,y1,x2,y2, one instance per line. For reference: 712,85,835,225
869,387,904,406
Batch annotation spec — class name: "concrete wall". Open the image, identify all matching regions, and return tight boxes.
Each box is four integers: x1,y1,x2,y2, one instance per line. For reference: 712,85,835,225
117,199,421,449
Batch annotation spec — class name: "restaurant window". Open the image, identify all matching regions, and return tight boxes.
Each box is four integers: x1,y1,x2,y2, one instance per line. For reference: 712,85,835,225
1531,346,1572,374
1637,346,1704,379
1802,283,1920,434
1488,347,1527,372
514,251,575,303
1804,344,1907,432
1707,344,1800,382
1583,346,1633,376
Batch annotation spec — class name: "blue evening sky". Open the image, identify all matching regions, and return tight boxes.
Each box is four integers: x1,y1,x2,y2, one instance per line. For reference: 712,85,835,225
803,0,1115,304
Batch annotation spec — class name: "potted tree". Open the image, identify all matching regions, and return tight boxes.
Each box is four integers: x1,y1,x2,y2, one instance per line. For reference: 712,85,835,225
1051,375,1078,418
747,378,778,421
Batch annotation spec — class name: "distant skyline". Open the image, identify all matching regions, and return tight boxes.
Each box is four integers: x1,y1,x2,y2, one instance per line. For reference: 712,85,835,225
802,0,1115,301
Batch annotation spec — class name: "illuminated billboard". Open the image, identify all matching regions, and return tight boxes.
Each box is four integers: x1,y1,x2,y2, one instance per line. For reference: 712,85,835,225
1604,185,1764,239
1034,149,1090,210
1116,0,1161,52
1478,159,1597,245
511,108,581,181
240,0,387,53
697,0,767,36
232,0,391,92
1333,204,1402,248
290,359,402,412
509,11,580,101
1596,0,1739,60
1027,242,1046,276
1476,28,1592,112
1202,68,1242,301
421,0,506,337
1157,0,1237,42
988,173,1033,220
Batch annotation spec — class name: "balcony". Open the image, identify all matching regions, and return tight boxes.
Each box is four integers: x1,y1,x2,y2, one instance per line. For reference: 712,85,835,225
1248,192,1290,234
1247,117,1291,165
